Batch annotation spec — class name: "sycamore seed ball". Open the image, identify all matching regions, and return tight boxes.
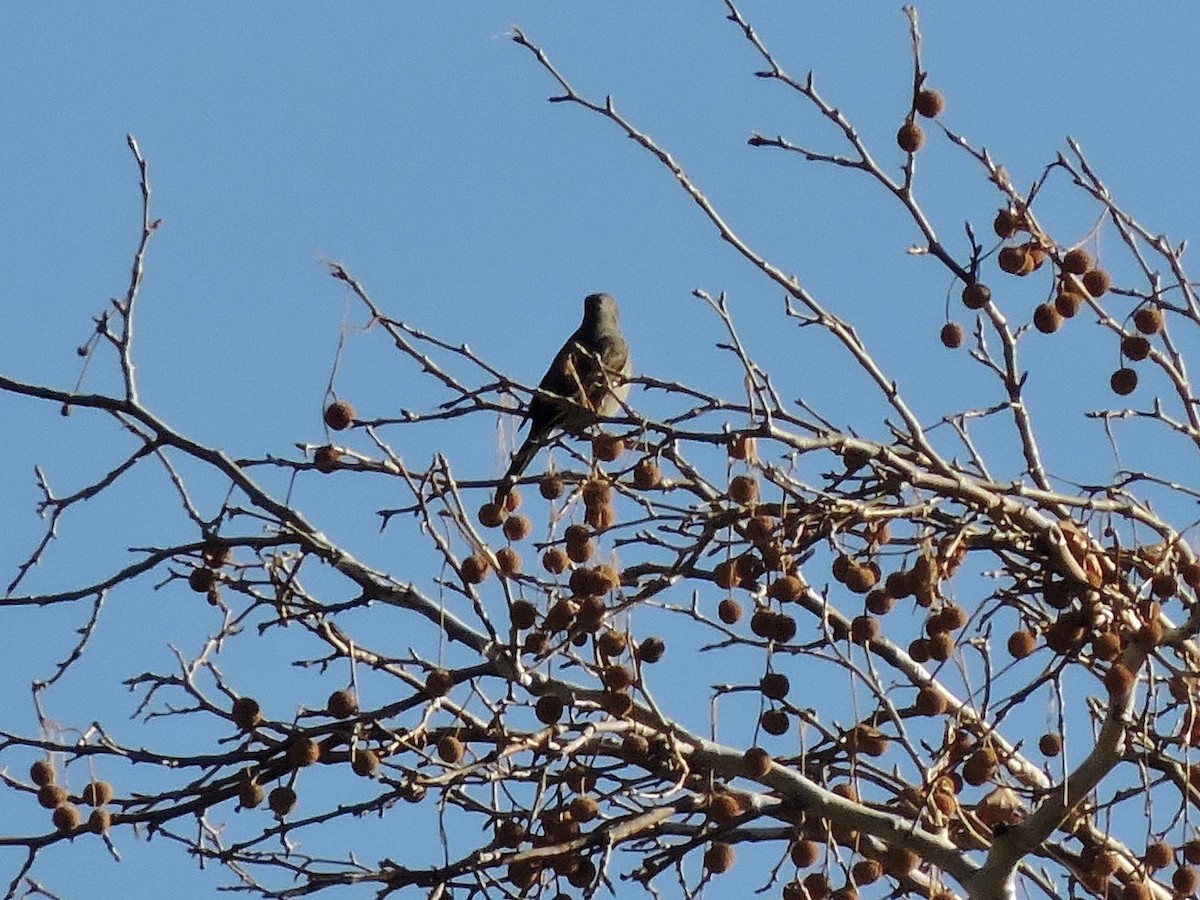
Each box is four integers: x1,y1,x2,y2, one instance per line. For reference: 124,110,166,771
897,120,925,153
1110,367,1138,396
1062,247,1092,274
915,88,945,118
323,400,355,431
52,803,82,833
1133,306,1163,335
268,786,297,817
962,281,991,309
940,322,964,348
326,689,358,718
1082,268,1111,297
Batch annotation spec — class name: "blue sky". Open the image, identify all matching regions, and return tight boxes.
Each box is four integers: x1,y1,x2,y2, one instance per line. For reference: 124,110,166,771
3,4,1200,898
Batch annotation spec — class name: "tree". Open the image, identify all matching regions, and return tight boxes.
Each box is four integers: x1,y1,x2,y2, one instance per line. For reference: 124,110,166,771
3,5,1199,900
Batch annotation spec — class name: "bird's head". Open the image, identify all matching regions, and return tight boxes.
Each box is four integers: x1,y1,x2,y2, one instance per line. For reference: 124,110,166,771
583,292,619,327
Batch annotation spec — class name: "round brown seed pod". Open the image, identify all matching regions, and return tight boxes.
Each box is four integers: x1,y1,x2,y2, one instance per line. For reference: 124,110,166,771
231,696,262,730
760,672,790,700
908,637,931,663
865,589,895,615
327,689,358,719
844,563,879,594
188,567,216,593
938,603,968,631
1054,291,1084,318
884,847,919,877
940,321,964,348
522,630,549,655
1110,367,1138,396
1152,573,1178,599
717,597,743,624
510,598,538,630
268,785,297,817
565,539,595,565
569,794,599,823
1092,631,1122,661
495,546,522,577
1121,334,1151,361
38,784,68,809
767,575,803,602
287,737,320,768
541,547,570,574
728,474,758,505
805,874,833,900
597,629,627,658
632,457,662,490
425,667,453,698
539,473,565,500
543,598,576,633
30,759,54,787
850,614,879,645
791,838,820,868
713,559,739,590
1173,866,1198,895
928,631,954,661
495,818,526,848
760,708,789,735
52,803,82,833
501,488,522,512
239,779,265,808
638,635,666,663
592,433,626,462
998,245,1028,275
915,88,945,118
1133,305,1163,335
1061,248,1092,274
1038,732,1063,757
502,514,532,543
477,502,506,528
897,120,924,152
962,281,991,309
81,780,114,807
1105,662,1135,696
535,694,565,725
703,841,735,874
963,746,999,786
323,400,355,431
1033,303,1062,334
706,792,743,824
743,746,771,778
1082,268,1111,297
87,808,112,835
437,734,465,764
914,685,947,716
601,665,633,691
581,478,612,510
312,444,340,473
1184,840,1200,866
853,859,883,886
461,553,491,584
1145,840,1174,871
351,747,380,777
1184,561,1200,588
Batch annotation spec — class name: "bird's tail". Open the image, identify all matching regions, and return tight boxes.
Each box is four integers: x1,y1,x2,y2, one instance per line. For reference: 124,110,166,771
494,434,540,506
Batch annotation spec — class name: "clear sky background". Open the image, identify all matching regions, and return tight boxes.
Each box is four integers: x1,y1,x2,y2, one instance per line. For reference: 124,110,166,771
3,4,1200,898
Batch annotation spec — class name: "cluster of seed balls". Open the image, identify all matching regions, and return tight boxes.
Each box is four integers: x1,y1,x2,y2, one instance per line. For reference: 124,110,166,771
227,689,384,821
29,758,113,836
899,88,1162,399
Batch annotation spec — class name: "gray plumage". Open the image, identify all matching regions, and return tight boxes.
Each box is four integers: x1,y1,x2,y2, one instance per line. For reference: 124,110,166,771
496,293,631,503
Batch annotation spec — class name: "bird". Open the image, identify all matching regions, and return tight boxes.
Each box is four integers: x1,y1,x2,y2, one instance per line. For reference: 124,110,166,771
495,293,631,504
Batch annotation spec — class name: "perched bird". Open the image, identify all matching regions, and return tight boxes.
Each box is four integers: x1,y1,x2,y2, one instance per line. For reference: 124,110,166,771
496,293,631,503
